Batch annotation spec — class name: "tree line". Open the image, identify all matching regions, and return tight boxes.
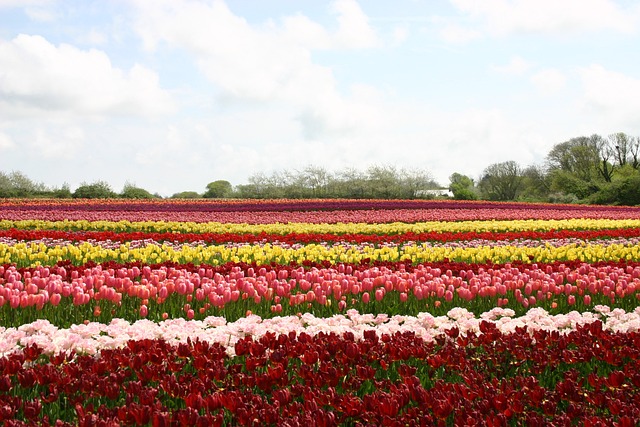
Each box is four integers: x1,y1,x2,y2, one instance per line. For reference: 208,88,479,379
451,132,640,205
1,132,639,205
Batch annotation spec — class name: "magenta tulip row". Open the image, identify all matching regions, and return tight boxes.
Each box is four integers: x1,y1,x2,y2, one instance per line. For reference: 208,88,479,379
6,198,640,212
3,206,640,223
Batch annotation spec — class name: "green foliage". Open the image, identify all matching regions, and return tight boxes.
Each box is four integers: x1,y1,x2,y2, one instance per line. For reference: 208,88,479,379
478,161,523,201
0,170,57,198
239,165,439,199
120,182,157,199
548,169,600,200
546,136,601,182
448,173,477,200
72,181,117,199
170,191,202,199
546,192,580,204
203,180,233,198
589,173,640,206
51,184,72,199
518,165,551,202
0,171,15,197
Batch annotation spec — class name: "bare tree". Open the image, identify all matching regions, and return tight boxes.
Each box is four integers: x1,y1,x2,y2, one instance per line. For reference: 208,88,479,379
591,134,615,182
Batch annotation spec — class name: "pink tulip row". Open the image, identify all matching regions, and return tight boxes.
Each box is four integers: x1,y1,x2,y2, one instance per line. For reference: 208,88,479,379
3,305,640,358
3,207,640,224
2,262,640,313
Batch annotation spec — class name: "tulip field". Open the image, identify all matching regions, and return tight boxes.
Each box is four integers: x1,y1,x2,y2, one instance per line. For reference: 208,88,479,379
2,199,640,426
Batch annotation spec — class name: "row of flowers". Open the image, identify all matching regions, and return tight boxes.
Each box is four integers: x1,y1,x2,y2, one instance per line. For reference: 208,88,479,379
4,218,640,234
1,316,639,426
4,198,639,213
3,206,640,224
3,306,640,357
4,227,640,246
2,260,640,327
4,236,640,253
2,239,640,269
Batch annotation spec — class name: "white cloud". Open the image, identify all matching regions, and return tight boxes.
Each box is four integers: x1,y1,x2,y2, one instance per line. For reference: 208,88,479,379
330,0,378,48
491,56,532,75
531,68,566,95
24,6,58,22
134,124,196,165
579,64,640,128
280,14,332,49
392,26,409,44
0,0,51,8
30,126,84,158
77,29,109,46
131,0,380,139
0,34,174,118
0,132,14,150
0,0,58,21
439,24,481,43
448,0,637,37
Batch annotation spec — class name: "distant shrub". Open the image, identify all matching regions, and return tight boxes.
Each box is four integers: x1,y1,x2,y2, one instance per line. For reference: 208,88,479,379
73,181,117,199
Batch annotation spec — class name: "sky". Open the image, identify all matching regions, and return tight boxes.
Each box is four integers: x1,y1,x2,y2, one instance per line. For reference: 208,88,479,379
1,0,640,197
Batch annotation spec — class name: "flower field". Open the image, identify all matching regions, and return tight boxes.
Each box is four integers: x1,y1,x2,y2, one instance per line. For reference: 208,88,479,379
1,199,640,426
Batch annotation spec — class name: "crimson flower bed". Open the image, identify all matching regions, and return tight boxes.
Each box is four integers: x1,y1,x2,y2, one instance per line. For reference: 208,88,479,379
2,322,639,426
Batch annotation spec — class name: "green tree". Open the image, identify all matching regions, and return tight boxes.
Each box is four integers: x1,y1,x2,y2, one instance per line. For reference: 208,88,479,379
546,136,605,200
203,180,233,198
0,171,15,197
300,165,330,198
478,161,523,201
519,165,551,201
8,171,42,197
331,168,367,198
365,165,399,198
546,136,600,181
448,173,477,200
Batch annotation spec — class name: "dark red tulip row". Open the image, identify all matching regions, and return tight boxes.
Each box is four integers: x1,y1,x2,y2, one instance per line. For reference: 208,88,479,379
4,227,640,245
1,321,639,426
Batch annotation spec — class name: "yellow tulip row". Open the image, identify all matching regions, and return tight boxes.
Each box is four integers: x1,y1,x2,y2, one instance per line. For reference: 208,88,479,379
2,240,639,268
3,218,640,235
